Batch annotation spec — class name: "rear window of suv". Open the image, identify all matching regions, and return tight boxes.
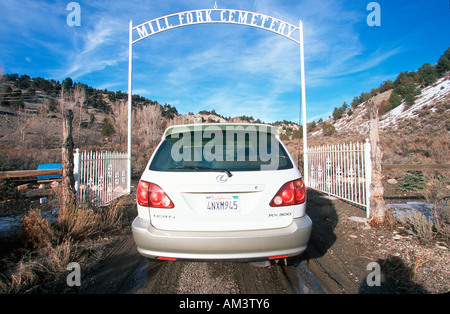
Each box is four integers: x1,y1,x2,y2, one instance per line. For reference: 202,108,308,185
149,129,294,172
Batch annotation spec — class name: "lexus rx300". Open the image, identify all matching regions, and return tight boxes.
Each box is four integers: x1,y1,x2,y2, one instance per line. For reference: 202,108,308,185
132,123,312,261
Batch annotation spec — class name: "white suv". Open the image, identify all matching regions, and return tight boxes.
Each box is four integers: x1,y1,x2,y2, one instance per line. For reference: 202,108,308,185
132,123,312,261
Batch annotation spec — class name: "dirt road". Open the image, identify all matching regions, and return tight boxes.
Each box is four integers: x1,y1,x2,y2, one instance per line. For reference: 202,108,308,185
67,188,445,295
67,189,362,295
79,233,327,294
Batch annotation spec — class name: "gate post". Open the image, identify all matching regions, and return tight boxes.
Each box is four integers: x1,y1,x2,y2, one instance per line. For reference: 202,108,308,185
364,139,371,218
299,20,308,186
127,20,133,194
62,109,76,207
368,100,386,224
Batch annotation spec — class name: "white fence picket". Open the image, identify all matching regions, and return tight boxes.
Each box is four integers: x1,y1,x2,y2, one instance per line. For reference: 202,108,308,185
307,140,371,217
74,149,129,207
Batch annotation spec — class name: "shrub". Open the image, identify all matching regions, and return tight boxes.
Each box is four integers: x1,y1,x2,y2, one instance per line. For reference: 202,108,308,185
389,92,402,109
403,92,416,108
20,208,55,249
418,63,437,86
398,209,450,244
0,238,78,293
351,96,360,108
3,195,125,293
379,99,393,116
398,170,425,192
436,55,450,76
398,210,434,243
322,123,336,136
393,76,421,107
378,80,394,93
307,121,316,133
101,117,115,136
56,204,101,241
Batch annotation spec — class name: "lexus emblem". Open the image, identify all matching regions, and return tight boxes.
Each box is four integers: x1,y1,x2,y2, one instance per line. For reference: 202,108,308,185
216,174,228,183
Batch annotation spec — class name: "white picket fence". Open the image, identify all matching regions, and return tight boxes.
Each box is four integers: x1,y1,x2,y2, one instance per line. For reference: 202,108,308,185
73,149,129,207
307,140,371,217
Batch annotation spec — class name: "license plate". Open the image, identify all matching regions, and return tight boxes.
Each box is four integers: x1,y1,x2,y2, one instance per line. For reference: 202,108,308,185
205,195,240,212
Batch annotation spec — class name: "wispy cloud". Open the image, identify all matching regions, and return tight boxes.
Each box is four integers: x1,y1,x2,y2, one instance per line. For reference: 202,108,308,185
1,0,444,123
63,17,128,79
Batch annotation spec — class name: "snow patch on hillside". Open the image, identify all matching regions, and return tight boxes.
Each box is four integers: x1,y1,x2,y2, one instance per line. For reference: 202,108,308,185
317,76,450,136
379,76,450,129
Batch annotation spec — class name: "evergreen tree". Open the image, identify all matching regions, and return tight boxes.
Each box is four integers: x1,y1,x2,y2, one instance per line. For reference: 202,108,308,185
62,77,73,91
351,96,360,108
436,55,450,76
101,117,115,136
389,92,402,108
418,63,437,86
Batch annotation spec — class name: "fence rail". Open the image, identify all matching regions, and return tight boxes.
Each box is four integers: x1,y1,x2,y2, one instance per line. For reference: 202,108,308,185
382,164,450,171
307,140,371,216
74,149,128,207
0,169,62,179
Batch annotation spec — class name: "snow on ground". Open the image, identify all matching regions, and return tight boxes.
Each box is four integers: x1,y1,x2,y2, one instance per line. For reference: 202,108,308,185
0,215,21,236
386,202,438,221
0,209,58,236
314,76,450,136
379,76,450,130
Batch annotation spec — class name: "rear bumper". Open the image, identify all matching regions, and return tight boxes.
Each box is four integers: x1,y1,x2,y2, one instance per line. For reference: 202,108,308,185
131,215,312,261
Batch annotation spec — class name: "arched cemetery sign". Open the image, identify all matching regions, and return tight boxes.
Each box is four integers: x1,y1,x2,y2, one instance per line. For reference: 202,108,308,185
131,9,301,44
126,8,308,192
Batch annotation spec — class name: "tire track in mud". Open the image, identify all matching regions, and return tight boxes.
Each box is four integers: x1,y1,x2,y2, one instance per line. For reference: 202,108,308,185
132,260,294,294
80,234,325,294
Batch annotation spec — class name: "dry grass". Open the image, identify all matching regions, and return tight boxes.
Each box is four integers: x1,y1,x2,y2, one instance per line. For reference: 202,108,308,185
19,208,55,249
0,196,125,293
0,238,78,293
56,203,101,241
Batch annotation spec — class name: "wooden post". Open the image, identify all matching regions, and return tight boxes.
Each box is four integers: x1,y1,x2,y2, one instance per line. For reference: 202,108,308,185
368,100,386,225
62,109,76,207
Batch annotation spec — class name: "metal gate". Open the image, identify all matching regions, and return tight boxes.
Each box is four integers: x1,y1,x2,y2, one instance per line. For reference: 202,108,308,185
307,140,371,217
73,149,128,207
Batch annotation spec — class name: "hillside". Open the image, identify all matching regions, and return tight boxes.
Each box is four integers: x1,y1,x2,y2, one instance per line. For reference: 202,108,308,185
304,74,450,166
0,74,301,176
311,76,449,136
0,45,449,173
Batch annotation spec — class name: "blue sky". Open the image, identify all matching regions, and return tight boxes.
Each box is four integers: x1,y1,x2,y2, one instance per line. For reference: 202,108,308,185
1,0,449,123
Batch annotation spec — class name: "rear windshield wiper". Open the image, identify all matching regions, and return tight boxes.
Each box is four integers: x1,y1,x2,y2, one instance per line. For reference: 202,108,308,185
169,166,233,177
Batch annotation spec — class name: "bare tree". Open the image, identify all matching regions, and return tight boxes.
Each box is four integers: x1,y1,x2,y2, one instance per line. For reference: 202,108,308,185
74,85,86,146
62,109,76,208
16,106,32,148
111,100,128,145
133,103,165,148
58,85,86,147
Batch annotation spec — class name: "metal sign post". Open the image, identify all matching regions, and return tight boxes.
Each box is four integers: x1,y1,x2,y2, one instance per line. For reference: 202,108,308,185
299,20,308,186
127,9,308,191
127,20,133,193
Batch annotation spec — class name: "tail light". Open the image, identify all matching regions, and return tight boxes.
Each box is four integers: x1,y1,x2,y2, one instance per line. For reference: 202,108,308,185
270,179,306,207
137,180,174,208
